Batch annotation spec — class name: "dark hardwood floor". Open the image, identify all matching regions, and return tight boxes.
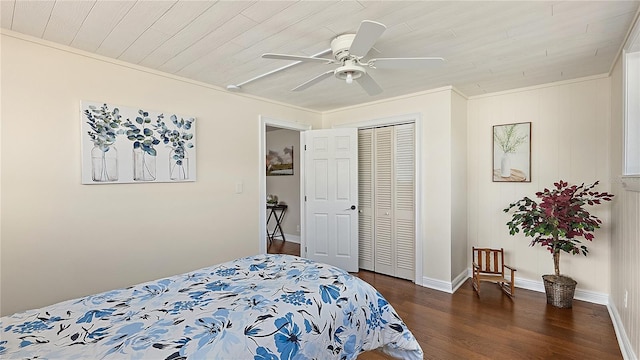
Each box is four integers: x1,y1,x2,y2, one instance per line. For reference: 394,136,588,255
267,240,621,359
267,238,301,257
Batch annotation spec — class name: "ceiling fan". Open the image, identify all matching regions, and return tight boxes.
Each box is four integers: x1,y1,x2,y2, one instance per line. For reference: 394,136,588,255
249,20,444,95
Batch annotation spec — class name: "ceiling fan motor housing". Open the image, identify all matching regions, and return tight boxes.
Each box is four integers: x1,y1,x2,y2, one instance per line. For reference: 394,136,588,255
331,34,356,62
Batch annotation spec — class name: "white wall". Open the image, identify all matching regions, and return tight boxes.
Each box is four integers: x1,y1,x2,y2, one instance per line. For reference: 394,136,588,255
0,32,321,315
451,91,468,280
322,88,463,284
467,76,612,294
266,128,301,240
609,55,640,359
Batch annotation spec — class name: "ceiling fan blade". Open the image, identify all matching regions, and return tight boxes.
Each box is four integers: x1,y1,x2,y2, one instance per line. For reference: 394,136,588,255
292,70,335,91
262,53,333,64
369,57,445,69
356,73,383,96
349,20,386,57
228,49,332,90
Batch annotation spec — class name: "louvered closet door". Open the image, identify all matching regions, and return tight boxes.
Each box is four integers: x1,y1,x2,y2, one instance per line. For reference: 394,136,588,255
358,124,415,281
393,123,415,280
358,129,374,271
374,126,395,277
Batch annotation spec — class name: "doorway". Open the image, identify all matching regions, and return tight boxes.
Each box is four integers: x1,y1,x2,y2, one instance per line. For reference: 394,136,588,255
259,116,310,256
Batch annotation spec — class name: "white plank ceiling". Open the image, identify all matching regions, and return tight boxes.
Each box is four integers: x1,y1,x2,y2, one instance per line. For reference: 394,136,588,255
1,0,638,111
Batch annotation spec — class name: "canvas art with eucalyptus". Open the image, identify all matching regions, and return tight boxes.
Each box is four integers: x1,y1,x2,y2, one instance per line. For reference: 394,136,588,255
81,101,196,184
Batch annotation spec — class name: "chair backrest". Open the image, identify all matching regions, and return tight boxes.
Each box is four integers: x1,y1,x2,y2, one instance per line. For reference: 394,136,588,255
472,247,504,276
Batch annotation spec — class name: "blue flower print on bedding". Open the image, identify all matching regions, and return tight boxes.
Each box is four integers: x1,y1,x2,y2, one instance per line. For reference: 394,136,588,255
319,284,341,304
132,279,172,301
278,290,312,306
274,313,302,360
215,267,237,277
77,308,116,323
6,319,51,334
205,279,231,292
254,346,278,360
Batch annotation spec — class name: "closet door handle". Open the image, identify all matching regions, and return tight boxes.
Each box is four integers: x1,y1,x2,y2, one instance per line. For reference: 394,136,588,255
347,205,357,210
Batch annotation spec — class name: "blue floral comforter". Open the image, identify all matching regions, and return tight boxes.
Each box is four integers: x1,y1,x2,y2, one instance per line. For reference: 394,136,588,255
1,254,423,359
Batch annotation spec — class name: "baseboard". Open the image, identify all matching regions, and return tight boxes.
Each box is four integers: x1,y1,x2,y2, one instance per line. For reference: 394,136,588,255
422,276,454,293
421,269,468,294
514,277,609,305
418,271,609,302
571,288,610,305
451,269,469,293
607,299,637,360
282,234,300,244
464,268,608,305
510,276,545,293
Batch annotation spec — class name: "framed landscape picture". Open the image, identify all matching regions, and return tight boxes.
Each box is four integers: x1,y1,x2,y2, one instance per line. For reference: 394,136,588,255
493,122,531,182
266,146,294,176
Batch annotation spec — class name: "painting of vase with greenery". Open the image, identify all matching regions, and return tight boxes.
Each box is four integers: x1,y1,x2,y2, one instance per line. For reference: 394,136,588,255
123,110,161,181
81,101,197,184
493,122,531,182
156,115,194,180
85,104,122,182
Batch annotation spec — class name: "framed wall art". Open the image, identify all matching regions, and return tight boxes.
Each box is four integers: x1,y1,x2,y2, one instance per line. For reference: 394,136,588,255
81,101,196,184
493,122,531,182
266,146,294,176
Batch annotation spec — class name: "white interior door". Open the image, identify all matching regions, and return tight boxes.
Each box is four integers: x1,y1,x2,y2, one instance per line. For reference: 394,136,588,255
303,128,358,272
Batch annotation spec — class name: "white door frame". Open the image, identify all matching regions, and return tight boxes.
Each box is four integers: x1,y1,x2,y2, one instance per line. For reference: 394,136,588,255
259,116,311,255
333,113,423,284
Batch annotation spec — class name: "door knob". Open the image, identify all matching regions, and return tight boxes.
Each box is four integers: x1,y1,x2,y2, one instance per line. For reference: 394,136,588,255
350,205,357,210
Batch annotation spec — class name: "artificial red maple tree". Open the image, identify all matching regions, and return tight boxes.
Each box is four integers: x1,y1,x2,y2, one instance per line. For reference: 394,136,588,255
504,180,614,276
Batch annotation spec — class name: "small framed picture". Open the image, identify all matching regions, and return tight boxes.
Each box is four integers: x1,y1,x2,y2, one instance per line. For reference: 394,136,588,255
493,122,531,182
266,146,294,176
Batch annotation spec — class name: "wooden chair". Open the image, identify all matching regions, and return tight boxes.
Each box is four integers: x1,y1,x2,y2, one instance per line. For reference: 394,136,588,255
472,247,516,298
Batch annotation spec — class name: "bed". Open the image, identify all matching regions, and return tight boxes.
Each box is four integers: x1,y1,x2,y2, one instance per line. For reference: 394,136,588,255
1,254,423,359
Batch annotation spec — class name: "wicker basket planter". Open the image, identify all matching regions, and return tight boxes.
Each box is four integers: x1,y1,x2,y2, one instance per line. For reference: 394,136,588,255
542,275,577,308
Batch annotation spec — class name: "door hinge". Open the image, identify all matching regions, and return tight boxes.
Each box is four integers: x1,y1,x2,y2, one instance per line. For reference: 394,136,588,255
304,144,307,150
305,195,307,201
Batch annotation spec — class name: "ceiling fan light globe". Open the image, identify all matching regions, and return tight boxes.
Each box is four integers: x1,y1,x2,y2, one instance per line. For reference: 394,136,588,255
335,61,365,83
346,73,353,84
